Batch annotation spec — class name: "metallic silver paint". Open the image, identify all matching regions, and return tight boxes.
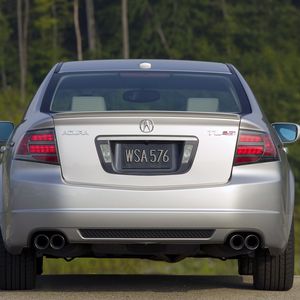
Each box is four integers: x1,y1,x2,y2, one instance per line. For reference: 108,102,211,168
54,112,240,187
2,159,291,255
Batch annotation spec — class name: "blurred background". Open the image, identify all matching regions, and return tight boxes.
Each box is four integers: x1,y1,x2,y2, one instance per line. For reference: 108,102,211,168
0,0,299,275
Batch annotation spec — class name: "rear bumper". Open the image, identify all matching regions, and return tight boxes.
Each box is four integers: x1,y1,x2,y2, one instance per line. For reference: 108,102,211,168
1,161,294,255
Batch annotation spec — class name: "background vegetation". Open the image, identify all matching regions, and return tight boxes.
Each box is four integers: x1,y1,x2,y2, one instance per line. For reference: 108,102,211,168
0,0,299,275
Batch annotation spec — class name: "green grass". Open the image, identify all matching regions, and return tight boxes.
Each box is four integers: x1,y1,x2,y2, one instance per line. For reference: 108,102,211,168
44,257,238,275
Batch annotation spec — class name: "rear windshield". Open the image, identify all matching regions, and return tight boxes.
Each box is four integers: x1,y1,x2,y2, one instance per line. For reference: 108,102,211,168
47,72,250,114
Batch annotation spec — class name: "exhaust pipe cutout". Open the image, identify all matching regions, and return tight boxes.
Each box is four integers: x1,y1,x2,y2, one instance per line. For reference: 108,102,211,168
229,234,244,251
34,234,50,250
244,234,260,250
49,234,65,250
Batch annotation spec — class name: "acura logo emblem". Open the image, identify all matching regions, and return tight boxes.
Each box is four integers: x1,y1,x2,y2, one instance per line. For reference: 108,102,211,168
140,119,154,133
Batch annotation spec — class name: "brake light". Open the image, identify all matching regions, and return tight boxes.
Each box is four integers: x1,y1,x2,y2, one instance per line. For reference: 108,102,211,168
30,134,54,141
234,131,278,165
16,129,59,164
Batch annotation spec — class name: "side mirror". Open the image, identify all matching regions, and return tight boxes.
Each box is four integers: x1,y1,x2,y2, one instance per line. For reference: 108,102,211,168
0,121,14,147
272,122,300,144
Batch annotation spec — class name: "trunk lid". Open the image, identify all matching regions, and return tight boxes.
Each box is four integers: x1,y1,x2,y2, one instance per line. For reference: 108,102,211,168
53,112,240,188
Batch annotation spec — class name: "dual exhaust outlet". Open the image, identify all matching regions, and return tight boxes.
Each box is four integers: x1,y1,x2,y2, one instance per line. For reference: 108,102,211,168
229,234,260,251
34,233,65,251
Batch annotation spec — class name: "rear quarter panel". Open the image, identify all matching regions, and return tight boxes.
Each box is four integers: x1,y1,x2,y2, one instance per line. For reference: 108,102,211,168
233,64,295,243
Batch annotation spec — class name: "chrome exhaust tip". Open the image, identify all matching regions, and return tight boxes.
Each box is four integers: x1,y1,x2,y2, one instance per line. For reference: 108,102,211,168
229,234,245,251
244,234,260,250
49,234,65,250
34,234,50,250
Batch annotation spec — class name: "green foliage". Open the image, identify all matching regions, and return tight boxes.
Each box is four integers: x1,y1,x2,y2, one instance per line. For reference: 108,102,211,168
0,0,300,275
30,0,72,84
0,8,10,70
0,88,27,123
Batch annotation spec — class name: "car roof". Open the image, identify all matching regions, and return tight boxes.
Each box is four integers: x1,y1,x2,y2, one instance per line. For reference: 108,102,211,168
58,59,231,74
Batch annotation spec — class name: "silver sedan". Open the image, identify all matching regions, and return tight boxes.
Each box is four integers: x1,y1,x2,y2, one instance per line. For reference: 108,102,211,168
0,59,299,290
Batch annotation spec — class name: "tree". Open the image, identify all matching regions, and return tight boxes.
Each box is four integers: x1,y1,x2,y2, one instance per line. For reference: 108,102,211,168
30,0,63,83
17,0,29,103
85,0,98,58
121,0,129,58
73,0,82,60
0,9,10,88
146,1,170,57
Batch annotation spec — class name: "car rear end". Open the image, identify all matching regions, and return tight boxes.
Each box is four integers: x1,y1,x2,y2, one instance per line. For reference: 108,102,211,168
0,60,295,290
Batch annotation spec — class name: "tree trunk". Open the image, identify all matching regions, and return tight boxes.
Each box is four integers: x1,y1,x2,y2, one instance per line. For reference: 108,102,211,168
146,2,170,57
1,65,7,89
17,0,29,103
121,0,129,58
85,0,97,57
52,1,58,62
220,0,231,56
74,0,83,60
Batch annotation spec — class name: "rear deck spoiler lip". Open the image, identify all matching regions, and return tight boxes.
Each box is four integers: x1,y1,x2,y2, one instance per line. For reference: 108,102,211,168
51,111,241,121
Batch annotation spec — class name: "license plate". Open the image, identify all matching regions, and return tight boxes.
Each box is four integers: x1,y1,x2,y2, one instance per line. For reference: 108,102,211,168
120,143,173,169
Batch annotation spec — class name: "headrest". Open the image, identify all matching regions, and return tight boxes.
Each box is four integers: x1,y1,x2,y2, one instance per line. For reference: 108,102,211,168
187,98,219,112
71,96,106,111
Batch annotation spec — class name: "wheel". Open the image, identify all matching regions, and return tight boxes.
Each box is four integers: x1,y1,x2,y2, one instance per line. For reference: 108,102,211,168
0,232,37,290
253,220,294,291
238,257,253,275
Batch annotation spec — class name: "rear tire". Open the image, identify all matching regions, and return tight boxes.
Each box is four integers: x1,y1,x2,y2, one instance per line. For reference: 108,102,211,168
0,233,36,290
36,256,43,275
253,220,294,291
238,257,253,275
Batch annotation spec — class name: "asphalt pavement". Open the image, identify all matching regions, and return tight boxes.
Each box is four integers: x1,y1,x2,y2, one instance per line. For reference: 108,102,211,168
0,275,299,299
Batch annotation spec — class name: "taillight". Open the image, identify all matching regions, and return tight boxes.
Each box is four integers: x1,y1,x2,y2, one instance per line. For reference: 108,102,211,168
16,129,59,164
234,131,278,165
